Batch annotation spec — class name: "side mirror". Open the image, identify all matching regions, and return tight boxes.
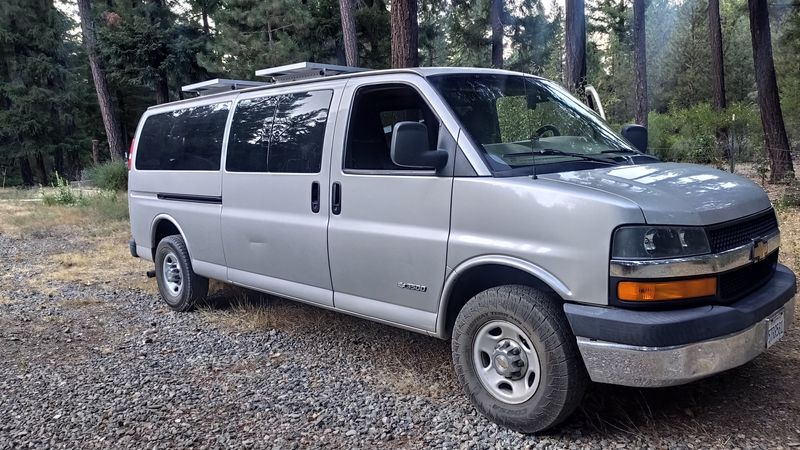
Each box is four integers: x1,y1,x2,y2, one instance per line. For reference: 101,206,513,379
621,124,648,153
390,121,449,170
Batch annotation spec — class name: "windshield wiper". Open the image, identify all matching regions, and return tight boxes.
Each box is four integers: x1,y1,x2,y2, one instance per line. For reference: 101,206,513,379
600,148,639,154
505,149,619,165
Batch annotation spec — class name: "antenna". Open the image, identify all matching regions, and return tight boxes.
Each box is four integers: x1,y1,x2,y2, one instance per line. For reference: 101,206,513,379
520,72,539,180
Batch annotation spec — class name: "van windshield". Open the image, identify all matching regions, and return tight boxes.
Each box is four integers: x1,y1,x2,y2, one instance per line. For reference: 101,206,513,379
429,74,640,175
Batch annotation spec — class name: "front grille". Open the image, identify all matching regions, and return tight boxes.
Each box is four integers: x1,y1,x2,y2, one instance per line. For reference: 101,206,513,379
718,251,778,301
706,210,779,253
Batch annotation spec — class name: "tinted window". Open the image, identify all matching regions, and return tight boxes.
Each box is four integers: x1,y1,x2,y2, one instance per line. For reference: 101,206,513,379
226,96,279,172
226,90,333,173
136,103,229,171
268,91,333,173
345,85,439,171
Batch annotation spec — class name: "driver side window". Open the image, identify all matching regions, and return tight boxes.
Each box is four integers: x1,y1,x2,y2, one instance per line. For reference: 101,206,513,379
344,84,440,172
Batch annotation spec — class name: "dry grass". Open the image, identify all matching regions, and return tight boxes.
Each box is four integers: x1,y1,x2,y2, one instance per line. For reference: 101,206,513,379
44,236,155,294
0,293,13,305
0,189,152,294
198,285,328,333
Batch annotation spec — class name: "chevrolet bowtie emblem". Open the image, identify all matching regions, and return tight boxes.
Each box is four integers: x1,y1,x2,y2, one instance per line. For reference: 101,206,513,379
751,238,769,262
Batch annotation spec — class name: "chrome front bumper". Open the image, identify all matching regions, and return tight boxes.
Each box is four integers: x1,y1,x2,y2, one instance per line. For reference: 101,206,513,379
576,294,795,387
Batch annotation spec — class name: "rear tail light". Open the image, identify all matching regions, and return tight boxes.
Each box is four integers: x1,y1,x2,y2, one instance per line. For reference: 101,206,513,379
127,139,135,170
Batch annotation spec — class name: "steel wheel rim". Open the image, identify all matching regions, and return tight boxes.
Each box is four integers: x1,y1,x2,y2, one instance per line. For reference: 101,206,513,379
472,320,542,404
162,251,183,297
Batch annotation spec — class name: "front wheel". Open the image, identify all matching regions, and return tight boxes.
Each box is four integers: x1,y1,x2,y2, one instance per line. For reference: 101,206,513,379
451,285,588,433
154,235,208,312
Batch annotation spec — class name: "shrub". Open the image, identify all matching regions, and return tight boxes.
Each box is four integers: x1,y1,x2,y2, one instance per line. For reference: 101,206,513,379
647,102,762,164
86,161,128,191
42,173,84,206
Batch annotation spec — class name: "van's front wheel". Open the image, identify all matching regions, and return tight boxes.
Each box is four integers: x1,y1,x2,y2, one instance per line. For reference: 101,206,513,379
451,285,588,433
154,235,208,312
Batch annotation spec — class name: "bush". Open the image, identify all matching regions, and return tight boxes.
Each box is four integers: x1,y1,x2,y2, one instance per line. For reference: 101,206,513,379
86,161,128,191
42,173,84,206
647,102,762,164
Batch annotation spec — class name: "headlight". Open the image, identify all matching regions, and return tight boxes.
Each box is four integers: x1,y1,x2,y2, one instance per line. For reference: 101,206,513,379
612,226,710,259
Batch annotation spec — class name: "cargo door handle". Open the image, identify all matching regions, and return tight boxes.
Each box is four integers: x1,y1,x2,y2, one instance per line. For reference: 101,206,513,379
331,182,341,215
311,181,320,213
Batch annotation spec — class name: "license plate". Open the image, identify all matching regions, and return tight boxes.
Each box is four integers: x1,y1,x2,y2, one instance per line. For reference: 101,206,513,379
766,309,785,348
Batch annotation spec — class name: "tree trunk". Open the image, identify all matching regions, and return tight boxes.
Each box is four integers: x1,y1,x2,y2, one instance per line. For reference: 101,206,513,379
202,10,210,35
339,0,359,67
633,0,648,126
77,0,126,162
19,156,34,186
490,0,503,69
748,0,794,181
92,139,101,165
708,0,729,157
54,147,65,178
155,71,169,104
564,0,586,93
390,0,418,68
35,152,49,186
708,0,727,111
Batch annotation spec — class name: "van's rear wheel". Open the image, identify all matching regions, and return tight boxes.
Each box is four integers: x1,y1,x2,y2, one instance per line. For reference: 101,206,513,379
154,235,208,312
451,285,588,434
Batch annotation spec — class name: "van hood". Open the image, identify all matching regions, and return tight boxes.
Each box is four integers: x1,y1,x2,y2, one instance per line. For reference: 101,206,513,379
541,162,772,225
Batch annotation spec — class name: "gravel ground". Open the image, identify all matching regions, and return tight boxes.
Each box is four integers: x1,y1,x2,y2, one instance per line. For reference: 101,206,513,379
1,219,800,449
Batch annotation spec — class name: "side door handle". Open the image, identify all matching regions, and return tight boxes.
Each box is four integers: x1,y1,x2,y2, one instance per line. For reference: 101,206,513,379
311,181,320,213
331,182,341,215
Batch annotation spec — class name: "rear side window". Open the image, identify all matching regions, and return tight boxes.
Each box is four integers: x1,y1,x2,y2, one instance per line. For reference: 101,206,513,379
227,90,333,173
136,102,230,171
226,96,279,172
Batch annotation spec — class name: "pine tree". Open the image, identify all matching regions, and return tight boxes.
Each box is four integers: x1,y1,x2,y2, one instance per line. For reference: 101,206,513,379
748,0,794,180
447,0,491,67
96,0,209,104
506,0,559,76
662,1,712,109
206,0,312,78
339,0,358,66
490,0,504,68
633,0,647,126
391,0,419,68
564,0,586,93
0,0,90,184
419,0,449,66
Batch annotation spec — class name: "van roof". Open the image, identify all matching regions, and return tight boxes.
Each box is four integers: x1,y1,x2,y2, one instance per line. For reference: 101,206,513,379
150,67,539,111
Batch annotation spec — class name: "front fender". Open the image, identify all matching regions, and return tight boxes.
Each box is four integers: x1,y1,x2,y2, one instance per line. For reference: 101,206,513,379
434,255,573,338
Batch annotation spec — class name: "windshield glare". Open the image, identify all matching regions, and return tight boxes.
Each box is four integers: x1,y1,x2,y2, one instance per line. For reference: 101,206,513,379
429,74,639,174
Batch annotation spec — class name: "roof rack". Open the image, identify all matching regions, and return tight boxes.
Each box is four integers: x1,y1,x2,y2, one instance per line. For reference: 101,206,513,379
181,78,266,96
255,62,369,83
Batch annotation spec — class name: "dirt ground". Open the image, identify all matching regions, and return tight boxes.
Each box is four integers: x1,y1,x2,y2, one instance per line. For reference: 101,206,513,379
0,178,798,449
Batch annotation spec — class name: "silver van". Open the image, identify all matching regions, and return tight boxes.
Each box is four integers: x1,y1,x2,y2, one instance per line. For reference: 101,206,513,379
128,63,797,433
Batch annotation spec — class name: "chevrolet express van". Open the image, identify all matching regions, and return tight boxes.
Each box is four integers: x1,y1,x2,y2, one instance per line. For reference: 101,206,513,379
128,63,796,433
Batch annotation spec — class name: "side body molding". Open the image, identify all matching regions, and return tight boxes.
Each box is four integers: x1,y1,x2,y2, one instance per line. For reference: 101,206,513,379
434,255,573,338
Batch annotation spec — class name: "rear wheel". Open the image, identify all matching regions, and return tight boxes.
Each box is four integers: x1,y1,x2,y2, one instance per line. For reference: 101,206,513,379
451,285,588,433
154,235,208,312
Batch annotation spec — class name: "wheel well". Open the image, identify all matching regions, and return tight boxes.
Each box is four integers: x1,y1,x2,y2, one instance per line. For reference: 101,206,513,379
152,219,180,259
443,264,560,338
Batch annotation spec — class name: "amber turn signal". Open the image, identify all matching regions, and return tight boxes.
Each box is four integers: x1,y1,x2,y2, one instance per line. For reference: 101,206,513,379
617,278,717,301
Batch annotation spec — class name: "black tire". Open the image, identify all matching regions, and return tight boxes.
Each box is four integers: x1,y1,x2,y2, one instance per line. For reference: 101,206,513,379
451,285,588,434
154,235,208,312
